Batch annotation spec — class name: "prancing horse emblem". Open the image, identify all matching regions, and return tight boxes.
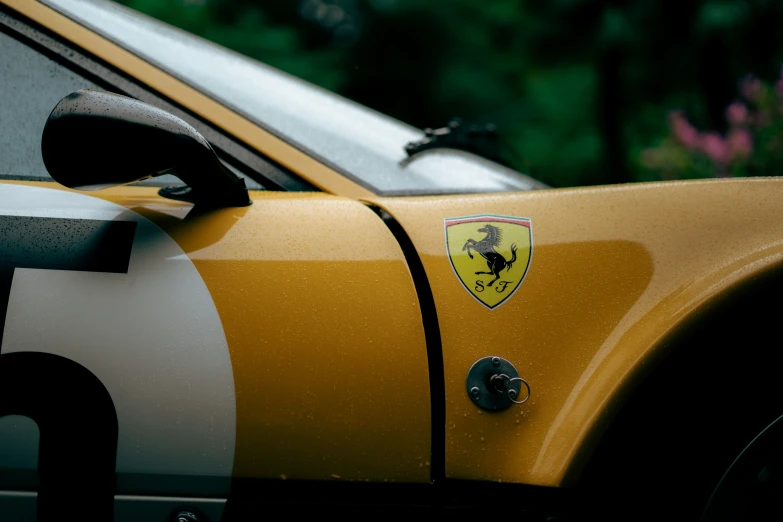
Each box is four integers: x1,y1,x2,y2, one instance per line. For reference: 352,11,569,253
445,215,532,310
462,224,517,288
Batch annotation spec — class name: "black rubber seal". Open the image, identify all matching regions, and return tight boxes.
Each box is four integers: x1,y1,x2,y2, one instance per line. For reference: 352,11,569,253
367,206,446,484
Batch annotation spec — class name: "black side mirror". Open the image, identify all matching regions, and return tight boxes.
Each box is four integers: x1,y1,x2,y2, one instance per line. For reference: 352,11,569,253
42,89,251,208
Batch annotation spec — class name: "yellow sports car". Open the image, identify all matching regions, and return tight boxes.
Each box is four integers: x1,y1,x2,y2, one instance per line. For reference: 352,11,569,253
1,1,782,521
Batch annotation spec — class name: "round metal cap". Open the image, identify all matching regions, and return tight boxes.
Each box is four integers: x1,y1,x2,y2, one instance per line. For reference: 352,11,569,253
465,356,523,412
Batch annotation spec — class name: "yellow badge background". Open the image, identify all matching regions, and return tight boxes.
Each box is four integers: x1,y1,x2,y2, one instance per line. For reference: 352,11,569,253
445,215,532,309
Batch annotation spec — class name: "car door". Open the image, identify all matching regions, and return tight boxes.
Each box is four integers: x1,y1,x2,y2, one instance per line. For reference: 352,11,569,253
0,16,431,522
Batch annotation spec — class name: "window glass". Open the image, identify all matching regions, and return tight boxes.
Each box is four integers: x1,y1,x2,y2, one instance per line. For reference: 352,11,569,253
0,30,99,180
43,0,546,195
0,29,264,190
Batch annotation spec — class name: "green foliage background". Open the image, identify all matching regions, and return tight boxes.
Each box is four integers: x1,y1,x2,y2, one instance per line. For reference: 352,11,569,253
118,0,783,188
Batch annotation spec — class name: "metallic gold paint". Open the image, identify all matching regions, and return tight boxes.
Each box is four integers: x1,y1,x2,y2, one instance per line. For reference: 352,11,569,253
4,182,431,483
370,178,783,486
134,191,432,483
7,0,372,199
10,0,783,489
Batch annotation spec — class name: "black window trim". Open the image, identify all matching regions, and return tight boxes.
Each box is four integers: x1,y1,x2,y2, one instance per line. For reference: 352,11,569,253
0,4,316,192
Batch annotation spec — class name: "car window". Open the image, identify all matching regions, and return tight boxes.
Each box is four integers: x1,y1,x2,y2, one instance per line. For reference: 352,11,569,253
41,0,546,196
0,29,99,181
0,23,271,191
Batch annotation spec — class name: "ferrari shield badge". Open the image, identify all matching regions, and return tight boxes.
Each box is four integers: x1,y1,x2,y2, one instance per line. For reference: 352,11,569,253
445,215,533,310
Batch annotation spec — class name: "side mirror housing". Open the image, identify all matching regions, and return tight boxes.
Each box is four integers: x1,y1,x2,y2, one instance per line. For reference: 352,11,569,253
42,89,251,207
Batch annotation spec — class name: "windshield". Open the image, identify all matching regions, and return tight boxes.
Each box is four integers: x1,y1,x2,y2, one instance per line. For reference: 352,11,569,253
40,0,545,195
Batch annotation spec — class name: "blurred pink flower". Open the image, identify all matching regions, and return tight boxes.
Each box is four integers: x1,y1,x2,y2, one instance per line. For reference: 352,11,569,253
740,75,763,101
669,111,700,148
727,128,753,158
725,101,748,124
700,132,732,165
644,63,783,180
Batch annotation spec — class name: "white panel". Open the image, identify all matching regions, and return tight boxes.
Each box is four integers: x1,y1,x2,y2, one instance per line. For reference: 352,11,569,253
0,185,235,495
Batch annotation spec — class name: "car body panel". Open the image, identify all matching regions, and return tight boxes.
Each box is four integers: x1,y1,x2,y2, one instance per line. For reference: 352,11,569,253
4,0,372,199
5,0,783,504
370,178,783,486
0,181,432,486
0,183,236,496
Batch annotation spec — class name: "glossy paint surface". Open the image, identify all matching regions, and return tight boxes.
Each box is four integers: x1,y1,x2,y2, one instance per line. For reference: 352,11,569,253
123,188,433,483
371,178,783,486
6,181,432,483
11,0,783,491
6,0,372,198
